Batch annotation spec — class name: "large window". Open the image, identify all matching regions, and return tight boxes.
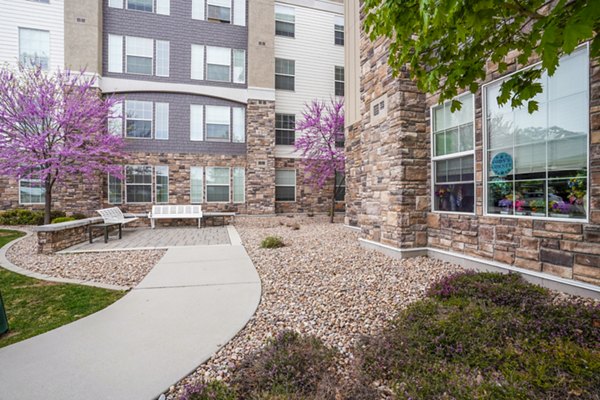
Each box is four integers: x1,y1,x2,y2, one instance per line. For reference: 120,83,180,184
206,106,230,141
19,28,50,70
126,36,153,75
275,5,295,37
275,114,295,145
206,167,230,202
485,48,589,220
275,170,296,201
125,165,152,203
127,0,153,12
233,167,245,203
125,100,153,138
191,167,204,203
335,66,344,97
432,93,475,213
206,46,231,82
275,58,295,91
207,0,231,23
19,177,45,205
334,16,344,46
155,166,169,203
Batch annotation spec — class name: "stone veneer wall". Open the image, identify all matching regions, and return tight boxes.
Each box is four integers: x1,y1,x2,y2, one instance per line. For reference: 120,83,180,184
345,13,600,284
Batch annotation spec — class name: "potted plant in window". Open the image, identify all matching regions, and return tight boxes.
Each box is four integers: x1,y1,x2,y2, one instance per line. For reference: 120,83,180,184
435,187,450,211
549,200,572,218
528,199,546,216
568,175,587,217
498,197,513,214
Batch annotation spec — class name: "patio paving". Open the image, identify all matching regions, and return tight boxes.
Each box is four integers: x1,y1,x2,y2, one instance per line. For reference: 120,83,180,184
63,226,231,252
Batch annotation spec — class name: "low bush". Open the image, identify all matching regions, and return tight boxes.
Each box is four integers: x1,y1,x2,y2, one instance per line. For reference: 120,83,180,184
0,209,66,225
51,216,76,224
260,236,285,249
71,213,88,220
180,381,236,400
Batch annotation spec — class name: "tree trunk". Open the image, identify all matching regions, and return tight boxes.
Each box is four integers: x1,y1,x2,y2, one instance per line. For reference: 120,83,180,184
330,182,336,223
44,180,53,225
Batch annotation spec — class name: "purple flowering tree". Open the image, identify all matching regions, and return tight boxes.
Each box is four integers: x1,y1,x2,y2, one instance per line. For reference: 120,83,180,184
0,66,125,224
295,99,345,223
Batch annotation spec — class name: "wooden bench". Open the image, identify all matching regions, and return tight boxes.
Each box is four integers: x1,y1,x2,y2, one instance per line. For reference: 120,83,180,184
201,212,236,227
148,205,203,229
91,207,139,243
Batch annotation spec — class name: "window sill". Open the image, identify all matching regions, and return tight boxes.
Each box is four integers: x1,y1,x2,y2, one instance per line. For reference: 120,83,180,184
484,212,589,224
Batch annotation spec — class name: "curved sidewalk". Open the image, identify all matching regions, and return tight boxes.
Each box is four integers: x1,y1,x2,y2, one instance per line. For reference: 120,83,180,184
0,232,261,400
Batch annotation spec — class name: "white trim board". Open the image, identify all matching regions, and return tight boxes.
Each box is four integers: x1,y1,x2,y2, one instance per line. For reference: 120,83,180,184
358,238,600,299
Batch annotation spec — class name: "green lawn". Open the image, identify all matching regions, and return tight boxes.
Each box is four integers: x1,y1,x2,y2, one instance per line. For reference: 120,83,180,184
0,229,125,348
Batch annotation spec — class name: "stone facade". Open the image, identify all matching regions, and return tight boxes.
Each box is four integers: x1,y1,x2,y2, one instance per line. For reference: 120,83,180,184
346,14,600,285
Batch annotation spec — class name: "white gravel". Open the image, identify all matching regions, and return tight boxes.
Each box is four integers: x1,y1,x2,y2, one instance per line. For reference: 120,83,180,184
3,227,165,288
166,216,464,398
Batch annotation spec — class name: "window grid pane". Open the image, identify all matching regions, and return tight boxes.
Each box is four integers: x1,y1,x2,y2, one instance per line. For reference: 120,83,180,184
19,28,50,70
127,0,153,12
155,166,169,203
156,40,170,77
233,167,245,203
276,113,295,145
125,165,152,203
155,103,169,140
191,167,204,203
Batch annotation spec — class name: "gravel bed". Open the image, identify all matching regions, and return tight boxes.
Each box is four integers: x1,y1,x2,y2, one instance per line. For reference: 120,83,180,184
166,216,464,398
3,227,165,288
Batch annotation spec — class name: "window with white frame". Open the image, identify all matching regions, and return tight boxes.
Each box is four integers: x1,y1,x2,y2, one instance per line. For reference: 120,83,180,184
206,167,230,202
432,93,475,213
155,166,169,203
275,58,295,91
275,5,295,37
19,28,50,70
156,40,170,77
485,47,589,220
108,101,123,136
232,107,245,143
190,166,204,203
155,103,169,140
125,100,153,138
127,0,152,12
108,34,123,73
190,105,204,141
156,0,170,15
205,106,230,141
191,44,205,80
192,0,205,20
126,36,153,75
206,46,231,82
233,167,245,203
275,170,295,201
232,0,246,26
108,0,123,8
125,165,152,203
275,114,295,145
334,16,344,46
19,176,45,205
108,171,123,204
335,66,344,97
233,49,246,84
207,0,231,23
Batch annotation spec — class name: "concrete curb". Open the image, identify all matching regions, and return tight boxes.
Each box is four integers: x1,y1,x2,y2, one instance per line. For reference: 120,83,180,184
0,229,130,291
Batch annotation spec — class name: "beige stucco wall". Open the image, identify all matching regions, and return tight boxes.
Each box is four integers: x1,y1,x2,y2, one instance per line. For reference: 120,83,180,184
64,0,102,73
248,0,275,89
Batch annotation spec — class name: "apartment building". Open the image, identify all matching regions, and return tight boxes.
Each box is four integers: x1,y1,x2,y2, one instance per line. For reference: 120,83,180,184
0,0,344,217
344,3,600,289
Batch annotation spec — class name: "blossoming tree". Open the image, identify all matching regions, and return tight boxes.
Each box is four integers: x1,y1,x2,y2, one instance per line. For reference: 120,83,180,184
0,66,124,224
295,99,345,223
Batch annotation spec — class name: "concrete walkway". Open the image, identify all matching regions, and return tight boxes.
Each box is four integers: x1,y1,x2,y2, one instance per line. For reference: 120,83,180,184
0,229,261,400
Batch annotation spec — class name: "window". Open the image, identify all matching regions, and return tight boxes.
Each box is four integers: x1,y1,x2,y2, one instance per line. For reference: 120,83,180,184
155,103,169,140
206,167,230,202
206,46,231,81
28,0,49,3
125,165,152,203
156,40,170,77
275,114,295,145
125,100,153,138
275,58,295,91
233,49,246,84
233,167,245,203
275,5,295,37
127,0,152,12
19,28,50,70
108,171,123,204
19,176,45,204
335,172,345,202
205,106,230,141
191,44,205,80
192,0,205,20
191,167,204,203
207,0,231,23
126,36,153,75
232,107,245,143
485,47,589,220
334,16,344,46
335,66,344,97
335,126,344,148
108,0,123,8
190,105,204,141
108,34,123,73
108,101,123,136
233,0,246,26
432,93,475,213
156,0,170,15
275,170,296,201
155,166,169,203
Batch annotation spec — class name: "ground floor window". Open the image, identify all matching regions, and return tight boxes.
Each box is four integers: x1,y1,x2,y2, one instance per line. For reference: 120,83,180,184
190,166,204,203
206,167,230,202
155,166,169,203
125,165,153,203
108,172,123,204
275,169,296,201
19,177,45,205
335,172,345,201
233,167,245,203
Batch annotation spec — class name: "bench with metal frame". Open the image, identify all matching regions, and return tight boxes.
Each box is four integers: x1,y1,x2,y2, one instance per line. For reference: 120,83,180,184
148,205,203,229
90,207,139,243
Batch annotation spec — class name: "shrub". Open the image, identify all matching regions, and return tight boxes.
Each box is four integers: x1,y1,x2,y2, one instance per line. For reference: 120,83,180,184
260,236,285,249
51,216,76,224
71,213,87,220
232,331,339,399
0,209,67,225
180,381,236,400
